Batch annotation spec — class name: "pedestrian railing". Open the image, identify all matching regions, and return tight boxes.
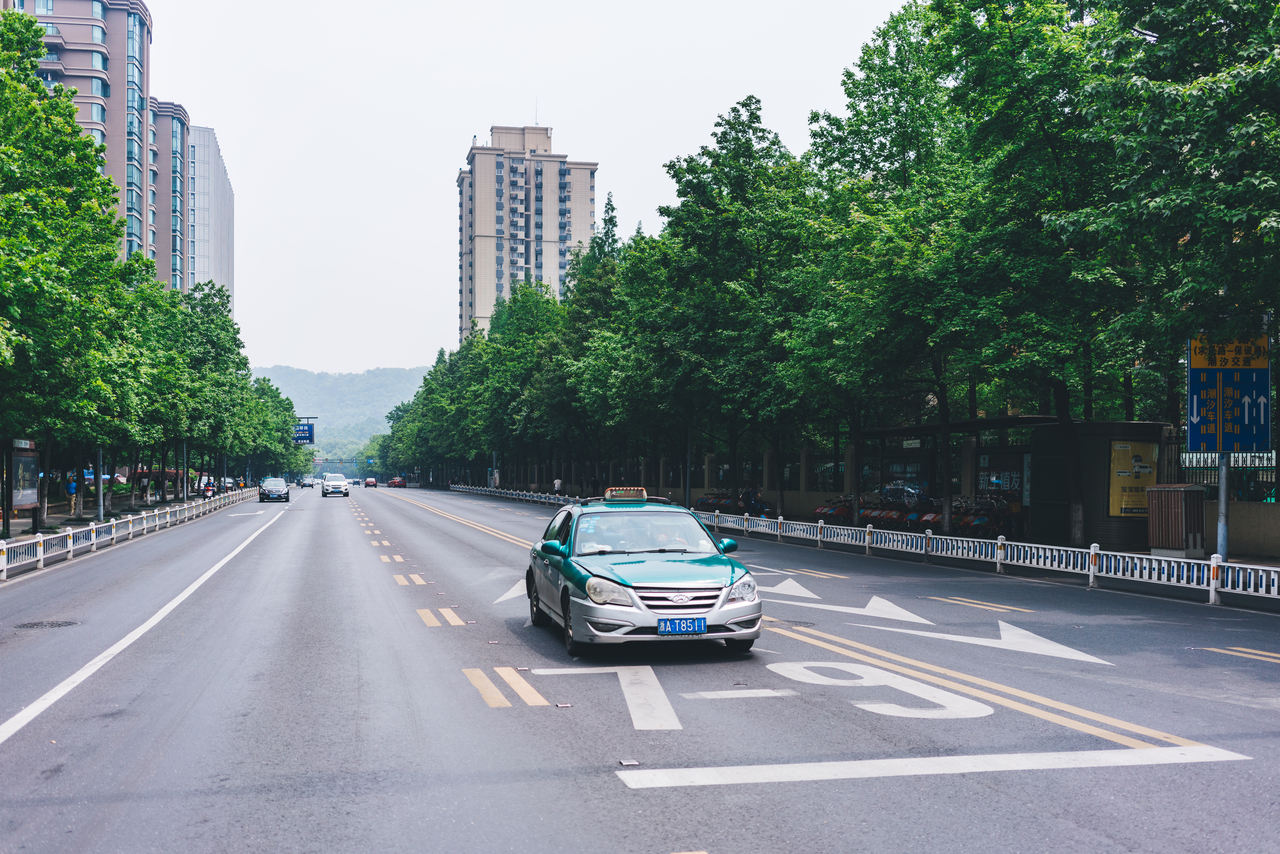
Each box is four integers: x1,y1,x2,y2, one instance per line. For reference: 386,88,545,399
450,484,578,507
0,489,255,582
449,485,1279,605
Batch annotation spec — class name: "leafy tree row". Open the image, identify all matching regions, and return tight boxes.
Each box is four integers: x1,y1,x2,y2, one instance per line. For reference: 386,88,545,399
383,0,1277,545
0,11,310,532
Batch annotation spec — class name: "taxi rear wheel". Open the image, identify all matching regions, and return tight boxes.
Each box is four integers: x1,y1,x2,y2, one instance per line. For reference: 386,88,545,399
562,594,584,656
528,574,549,627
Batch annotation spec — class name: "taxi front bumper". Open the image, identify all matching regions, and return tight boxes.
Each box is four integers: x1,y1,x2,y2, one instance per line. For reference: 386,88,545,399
571,593,763,645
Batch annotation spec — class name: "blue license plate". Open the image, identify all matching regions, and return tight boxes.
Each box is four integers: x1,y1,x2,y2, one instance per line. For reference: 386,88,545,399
657,617,706,635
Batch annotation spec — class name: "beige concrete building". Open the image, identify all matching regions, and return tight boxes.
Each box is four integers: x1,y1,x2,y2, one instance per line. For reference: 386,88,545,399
8,0,232,299
458,126,598,340
190,125,235,315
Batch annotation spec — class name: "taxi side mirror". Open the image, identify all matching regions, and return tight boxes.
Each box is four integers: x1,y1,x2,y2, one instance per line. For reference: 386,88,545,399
540,541,567,558
720,538,738,554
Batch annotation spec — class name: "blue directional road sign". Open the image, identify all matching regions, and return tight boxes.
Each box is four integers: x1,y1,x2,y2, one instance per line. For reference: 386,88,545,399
1187,337,1270,453
293,423,315,445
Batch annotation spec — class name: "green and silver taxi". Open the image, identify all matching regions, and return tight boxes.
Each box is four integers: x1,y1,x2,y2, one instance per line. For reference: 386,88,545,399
527,488,762,656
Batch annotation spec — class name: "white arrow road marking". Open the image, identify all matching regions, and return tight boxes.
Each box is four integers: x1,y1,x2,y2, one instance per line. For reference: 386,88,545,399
494,579,526,604
763,596,933,625
228,511,265,516
850,620,1111,664
756,578,820,598
615,745,1249,789
1190,396,1200,424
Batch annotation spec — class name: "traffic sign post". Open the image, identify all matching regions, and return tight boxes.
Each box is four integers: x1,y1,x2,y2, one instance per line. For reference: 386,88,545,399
1187,336,1271,564
1187,337,1269,453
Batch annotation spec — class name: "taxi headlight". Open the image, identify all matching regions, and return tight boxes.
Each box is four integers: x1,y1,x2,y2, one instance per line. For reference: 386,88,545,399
727,575,758,604
585,577,633,606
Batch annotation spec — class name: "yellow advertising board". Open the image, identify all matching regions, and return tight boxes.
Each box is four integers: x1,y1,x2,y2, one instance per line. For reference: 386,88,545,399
1188,336,1268,370
1108,441,1158,517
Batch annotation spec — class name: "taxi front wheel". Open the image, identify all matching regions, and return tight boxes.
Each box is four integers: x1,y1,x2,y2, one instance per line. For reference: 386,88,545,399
725,638,754,653
528,574,549,627
562,595,584,656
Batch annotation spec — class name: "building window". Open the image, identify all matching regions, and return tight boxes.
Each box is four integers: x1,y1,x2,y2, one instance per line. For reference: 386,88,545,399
92,1,105,19
126,165,141,189
88,128,103,145
91,52,107,71
148,228,155,245
172,175,182,194
42,51,58,63
35,0,53,14
148,188,156,205
90,103,106,123
91,26,105,44
171,119,184,150
189,240,194,255
91,78,109,97
171,214,181,232
148,209,155,225
148,169,157,186
172,273,181,289
40,23,59,35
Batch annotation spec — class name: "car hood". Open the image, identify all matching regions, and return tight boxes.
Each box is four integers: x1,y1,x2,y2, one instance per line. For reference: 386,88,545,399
571,552,747,588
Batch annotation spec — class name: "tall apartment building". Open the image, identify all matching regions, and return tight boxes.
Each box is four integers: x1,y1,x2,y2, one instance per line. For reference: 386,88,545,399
7,0,232,298
190,126,235,315
457,126,598,341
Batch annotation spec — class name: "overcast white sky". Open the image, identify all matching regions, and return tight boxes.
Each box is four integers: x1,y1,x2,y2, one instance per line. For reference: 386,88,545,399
144,0,903,374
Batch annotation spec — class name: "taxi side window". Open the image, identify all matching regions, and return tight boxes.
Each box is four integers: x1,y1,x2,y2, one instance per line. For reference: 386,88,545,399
543,510,570,542
555,513,574,546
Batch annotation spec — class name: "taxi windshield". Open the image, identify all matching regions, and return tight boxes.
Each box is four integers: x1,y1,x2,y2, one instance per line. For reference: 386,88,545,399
573,511,719,556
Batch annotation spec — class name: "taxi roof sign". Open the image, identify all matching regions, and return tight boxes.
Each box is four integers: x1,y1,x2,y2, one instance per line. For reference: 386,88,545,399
603,487,647,501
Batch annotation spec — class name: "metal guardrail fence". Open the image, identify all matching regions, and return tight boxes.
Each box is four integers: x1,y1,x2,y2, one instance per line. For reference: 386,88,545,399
0,489,255,582
449,485,1278,606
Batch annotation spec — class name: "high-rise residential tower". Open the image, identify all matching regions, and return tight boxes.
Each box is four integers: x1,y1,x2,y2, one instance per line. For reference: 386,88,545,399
8,0,232,298
457,126,598,341
190,126,235,315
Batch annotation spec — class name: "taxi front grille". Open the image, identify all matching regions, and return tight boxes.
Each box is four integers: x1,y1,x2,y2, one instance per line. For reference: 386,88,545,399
634,586,722,614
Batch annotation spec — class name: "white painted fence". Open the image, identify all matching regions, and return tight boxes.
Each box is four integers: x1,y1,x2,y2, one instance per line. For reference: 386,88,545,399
0,489,255,581
448,485,1278,606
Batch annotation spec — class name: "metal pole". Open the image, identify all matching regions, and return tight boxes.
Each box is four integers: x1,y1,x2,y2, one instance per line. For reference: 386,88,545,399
1216,452,1229,562
96,445,104,522
183,440,188,501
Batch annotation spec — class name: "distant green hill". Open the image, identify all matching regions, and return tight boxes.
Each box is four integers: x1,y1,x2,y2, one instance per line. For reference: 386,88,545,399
252,365,428,460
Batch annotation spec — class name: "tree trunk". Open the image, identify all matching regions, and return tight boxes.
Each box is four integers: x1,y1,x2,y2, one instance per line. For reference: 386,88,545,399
933,356,953,536
35,429,51,532
1053,379,1086,547
74,450,86,519
770,430,786,516
1083,338,1094,420
1124,368,1134,421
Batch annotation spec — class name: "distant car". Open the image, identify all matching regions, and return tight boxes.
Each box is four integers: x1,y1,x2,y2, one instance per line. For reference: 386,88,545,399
259,477,290,503
322,473,349,497
388,477,406,488
301,477,315,489
365,477,377,488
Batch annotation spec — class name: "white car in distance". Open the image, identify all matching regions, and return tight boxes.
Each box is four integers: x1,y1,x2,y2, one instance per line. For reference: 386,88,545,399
322,473,349,497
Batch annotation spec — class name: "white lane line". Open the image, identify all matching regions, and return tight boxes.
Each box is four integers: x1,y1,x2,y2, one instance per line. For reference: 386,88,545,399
494,579,526,604
533,666,681,730
228,511,265,516
681,689,799,700
747,564,795,575
850,621,1112,665
763,596,933,625
0,510,289,749
616,745,1249,789
756,579,820,598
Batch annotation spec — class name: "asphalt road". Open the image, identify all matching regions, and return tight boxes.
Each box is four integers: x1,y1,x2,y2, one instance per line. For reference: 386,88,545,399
1,486,1277,853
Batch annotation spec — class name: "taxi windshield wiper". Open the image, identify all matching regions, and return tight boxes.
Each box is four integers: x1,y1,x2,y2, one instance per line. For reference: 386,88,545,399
634,548,688,553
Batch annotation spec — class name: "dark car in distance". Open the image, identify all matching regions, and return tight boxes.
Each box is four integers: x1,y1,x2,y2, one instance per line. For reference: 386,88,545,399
259,477,290,503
